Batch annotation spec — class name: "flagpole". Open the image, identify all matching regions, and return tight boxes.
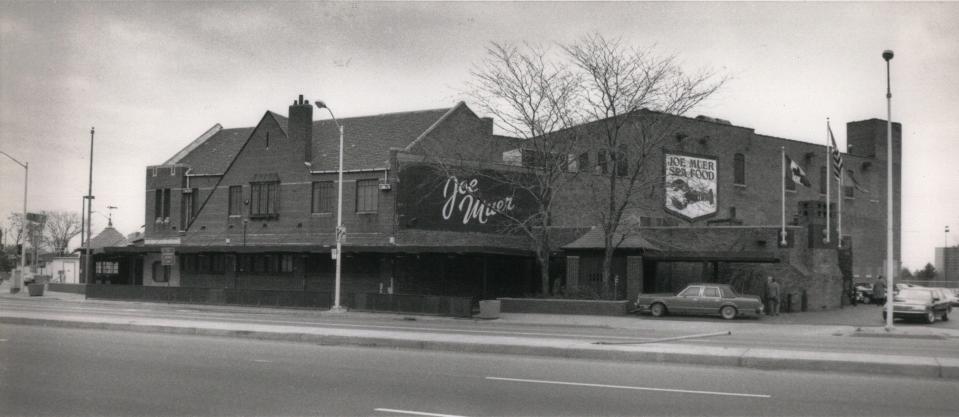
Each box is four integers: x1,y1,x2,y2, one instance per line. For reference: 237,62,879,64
825,118,831,244
838,166,843,248
781,146,787,246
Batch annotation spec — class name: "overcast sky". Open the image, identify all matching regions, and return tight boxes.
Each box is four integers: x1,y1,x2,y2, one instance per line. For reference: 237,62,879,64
1,1,957,270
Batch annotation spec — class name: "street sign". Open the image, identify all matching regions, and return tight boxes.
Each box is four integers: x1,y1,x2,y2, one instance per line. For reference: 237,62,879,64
336,226,347,243
161,247,175,266
331,248,338,260
26,212,47,224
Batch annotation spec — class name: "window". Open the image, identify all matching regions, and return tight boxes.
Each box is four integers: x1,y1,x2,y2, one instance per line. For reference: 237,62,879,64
597,149,608,174
228,186,243,216
280,254,294,273
843,185,854,199
578,152,590,173
312,181,334,214
152,261,170,283
819,166,827,194
734,153,746,185
154,188,171,230
703,287,720,298
356,179,378,212
181,188,198,229
250,182,279,218
181,254,196,273
521,149,544,168
680,286,702,297
95,261,119,274
615,144,628,177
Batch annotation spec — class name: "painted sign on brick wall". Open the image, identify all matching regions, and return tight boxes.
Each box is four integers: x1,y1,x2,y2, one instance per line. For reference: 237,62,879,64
664,152,718,221
397,164,536,233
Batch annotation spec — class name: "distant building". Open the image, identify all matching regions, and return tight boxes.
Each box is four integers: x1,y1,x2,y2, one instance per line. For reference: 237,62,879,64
934,246,959,284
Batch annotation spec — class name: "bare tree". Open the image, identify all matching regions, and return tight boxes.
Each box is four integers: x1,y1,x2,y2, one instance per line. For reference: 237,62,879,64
419,42,584,295
564,34,725,298
5,213,25,247
43,211,82,255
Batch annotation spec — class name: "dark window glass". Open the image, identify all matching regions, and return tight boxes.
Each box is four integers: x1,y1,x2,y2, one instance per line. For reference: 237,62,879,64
250,182,279,218
154,189,162,221
280,254,294,273
356,179,378,212
819,166,827,194
312,181,334,214
680,286,702,297
615,144,628,177
578,152,590,173
597,149,608,174
181,188,197,229
228,186,243,216
163,189,171,219
703,287,720,297
734,153,746,185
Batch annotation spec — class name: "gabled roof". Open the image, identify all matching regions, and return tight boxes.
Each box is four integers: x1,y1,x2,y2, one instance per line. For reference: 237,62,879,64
164,106,454,174
175,127,254,175
87,226,130,249
311,107,452,170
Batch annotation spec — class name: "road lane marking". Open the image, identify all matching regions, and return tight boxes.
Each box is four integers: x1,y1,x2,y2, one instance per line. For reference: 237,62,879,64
374,408,467,417
486,376,771,398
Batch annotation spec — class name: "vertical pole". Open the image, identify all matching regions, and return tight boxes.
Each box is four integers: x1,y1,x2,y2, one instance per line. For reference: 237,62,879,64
86,127,94,286
781,146,787,246
333,124,345,312
79,197,85,283
825,119,831,244
838,163,843,247
883,51,895,330
17,163,28,290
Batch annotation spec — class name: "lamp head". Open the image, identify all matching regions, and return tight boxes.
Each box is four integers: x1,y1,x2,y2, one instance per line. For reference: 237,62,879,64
315,101,328,110
882,50,894,61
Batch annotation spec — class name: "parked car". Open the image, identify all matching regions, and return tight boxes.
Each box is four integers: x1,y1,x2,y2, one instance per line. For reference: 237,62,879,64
635,283,764,320
882,288,951,324
930,287,959,307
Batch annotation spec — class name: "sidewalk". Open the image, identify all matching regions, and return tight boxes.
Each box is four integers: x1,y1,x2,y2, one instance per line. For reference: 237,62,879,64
3,282,959,380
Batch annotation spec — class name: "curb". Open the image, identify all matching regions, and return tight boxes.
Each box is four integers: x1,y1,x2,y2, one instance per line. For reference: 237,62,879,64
3,316,958,380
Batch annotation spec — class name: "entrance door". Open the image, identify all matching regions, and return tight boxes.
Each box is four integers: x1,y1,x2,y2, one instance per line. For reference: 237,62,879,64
134,256,144,285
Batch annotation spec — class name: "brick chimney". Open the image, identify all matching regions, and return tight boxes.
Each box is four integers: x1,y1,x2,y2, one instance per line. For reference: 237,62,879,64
289,94,313,164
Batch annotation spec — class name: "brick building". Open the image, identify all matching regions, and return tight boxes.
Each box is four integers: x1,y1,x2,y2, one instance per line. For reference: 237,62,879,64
102,95,900,311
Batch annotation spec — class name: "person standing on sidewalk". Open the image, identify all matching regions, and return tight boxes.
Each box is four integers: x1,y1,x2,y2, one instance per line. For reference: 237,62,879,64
766,276,781,316
873,277,886,306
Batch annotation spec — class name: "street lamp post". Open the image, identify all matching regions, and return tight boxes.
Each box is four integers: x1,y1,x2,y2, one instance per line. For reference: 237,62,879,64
0,150,27,293
883,50,895,330
315,100,347,313
85,127,95,287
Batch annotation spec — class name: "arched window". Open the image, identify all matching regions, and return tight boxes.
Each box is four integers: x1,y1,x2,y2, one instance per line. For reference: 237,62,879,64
734,153,746,185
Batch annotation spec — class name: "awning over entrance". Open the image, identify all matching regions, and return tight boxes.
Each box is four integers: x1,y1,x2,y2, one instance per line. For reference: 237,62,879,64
562,227,660,251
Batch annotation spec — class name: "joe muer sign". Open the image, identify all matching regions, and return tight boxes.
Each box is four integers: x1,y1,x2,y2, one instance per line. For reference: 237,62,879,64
397,164,535,232
664,152,718,221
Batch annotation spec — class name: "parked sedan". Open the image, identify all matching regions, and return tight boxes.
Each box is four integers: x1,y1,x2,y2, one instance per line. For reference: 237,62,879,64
882,288,951,324
635,283,764,320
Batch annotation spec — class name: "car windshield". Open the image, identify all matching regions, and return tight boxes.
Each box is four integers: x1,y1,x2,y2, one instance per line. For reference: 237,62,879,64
897,289,931,303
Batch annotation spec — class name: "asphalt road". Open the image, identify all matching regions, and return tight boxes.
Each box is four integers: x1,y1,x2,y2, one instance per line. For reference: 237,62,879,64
1,324,956,417
3,297,958,360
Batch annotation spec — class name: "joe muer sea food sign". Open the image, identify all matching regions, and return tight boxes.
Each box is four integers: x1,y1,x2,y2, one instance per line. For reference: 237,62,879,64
397,164,535,232
664,152,718,221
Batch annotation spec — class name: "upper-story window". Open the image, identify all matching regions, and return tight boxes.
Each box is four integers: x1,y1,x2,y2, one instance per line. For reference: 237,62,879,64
819,166,827,194
597,149,608,174
250,181,279,219
228,186,243,216
154,188,171,231
734,153,746,185
615,144,628,177
181,188,198,229
355,179,378,213
312,181,334,214
578,152,590,173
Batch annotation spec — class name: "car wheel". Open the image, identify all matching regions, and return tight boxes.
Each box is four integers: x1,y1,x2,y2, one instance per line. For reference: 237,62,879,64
650,303,666,317
926,311,936,324
862,295,871,305
720,305,737,320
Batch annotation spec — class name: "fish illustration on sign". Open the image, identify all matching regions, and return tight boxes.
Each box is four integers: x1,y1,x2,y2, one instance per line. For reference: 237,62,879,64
664,153,718,221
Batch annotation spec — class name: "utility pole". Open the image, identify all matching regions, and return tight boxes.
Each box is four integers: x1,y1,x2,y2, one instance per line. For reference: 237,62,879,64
85,127,95,285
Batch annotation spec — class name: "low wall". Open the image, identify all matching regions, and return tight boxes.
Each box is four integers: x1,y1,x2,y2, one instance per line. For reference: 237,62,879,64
83,285,471,317
47,283,87,294
499,298,631,316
